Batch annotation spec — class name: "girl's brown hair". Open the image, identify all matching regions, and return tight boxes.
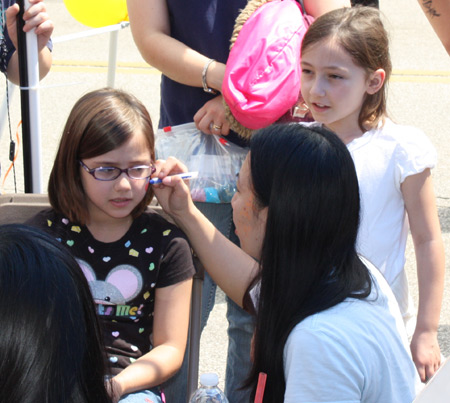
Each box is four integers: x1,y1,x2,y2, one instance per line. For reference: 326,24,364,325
48,88,155,225
301,6,392,132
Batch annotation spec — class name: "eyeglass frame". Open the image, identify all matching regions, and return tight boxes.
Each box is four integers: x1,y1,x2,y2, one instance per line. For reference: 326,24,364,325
78,160,156,181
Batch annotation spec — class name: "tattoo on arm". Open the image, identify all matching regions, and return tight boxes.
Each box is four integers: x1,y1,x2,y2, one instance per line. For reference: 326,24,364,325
422,0,441,18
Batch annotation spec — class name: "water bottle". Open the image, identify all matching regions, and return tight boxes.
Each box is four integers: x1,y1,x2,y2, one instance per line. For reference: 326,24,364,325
189,373,229,403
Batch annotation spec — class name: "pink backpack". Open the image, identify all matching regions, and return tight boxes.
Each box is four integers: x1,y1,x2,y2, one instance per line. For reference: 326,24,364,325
222,0,313,139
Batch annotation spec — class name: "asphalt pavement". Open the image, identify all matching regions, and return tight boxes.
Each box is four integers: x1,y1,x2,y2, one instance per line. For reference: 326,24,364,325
0,0,449,393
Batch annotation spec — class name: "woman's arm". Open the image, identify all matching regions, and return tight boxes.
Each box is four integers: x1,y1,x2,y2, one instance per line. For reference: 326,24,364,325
126,0,225,91
126,0,228,135
417,0,450,55
110,279,193,400
127,0,350,90
402,168,445,382
5,0,53,84
152,158,258,307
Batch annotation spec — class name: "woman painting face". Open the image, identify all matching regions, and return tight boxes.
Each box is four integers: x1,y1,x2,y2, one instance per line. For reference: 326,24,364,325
231,154,267,260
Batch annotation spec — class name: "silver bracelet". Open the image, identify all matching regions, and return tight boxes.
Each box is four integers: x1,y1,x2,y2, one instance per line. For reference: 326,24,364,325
202,58,218,94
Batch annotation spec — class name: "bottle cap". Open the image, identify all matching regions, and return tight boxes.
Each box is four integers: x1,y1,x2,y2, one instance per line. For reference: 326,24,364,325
200,373,219,387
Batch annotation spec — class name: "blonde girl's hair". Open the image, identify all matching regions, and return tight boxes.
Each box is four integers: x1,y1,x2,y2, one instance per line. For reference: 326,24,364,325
48,88,155,225
301,6,392,132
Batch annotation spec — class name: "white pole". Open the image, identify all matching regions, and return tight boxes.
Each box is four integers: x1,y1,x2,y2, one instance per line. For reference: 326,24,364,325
52,22,129,44
24,0,42,193
107,30,119,87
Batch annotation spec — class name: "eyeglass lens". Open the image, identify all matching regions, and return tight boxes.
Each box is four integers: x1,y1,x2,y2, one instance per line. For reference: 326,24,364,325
94,166,153,181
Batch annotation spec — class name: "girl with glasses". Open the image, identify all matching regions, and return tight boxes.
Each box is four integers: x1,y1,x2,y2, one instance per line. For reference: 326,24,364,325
27,88,195,403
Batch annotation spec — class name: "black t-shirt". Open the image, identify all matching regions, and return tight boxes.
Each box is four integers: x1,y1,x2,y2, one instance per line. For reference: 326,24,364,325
27,208,196,373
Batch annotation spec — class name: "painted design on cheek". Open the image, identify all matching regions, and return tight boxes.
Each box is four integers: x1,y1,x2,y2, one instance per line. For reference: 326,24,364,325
242,205,251,218
238,200,253,237
71,226,81,233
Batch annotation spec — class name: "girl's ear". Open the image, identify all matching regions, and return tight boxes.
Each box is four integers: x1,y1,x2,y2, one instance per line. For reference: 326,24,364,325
366,69,386,95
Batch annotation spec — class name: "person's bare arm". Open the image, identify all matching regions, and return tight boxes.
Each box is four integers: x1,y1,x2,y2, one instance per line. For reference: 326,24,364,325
402,169,445,382
109,279,193,401
152,158,258,306
126,0,225,91
5,0,53,84
127,0,227,135
418,0,450,55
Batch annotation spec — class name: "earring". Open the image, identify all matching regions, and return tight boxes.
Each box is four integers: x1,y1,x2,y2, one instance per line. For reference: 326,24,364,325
293,102,310,119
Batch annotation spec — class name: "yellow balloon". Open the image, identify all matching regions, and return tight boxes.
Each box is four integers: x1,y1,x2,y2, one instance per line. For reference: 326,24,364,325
64,0,129,28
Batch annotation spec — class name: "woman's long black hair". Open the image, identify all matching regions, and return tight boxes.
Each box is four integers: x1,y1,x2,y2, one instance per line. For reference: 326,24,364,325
245,124,372,401
0,224,111,403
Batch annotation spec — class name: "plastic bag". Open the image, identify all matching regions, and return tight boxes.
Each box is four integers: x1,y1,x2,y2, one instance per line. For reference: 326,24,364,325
155,122,249,203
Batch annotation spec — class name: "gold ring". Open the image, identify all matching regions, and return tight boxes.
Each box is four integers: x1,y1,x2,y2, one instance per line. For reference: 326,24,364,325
212,123,222,131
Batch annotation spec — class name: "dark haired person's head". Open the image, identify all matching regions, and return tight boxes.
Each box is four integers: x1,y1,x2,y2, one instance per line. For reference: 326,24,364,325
301,6,391,132
0,224,110,403
236,123,371,401
48,87,155,225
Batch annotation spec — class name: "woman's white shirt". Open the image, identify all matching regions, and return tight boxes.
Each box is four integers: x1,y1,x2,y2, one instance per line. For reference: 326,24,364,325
282,259,421,402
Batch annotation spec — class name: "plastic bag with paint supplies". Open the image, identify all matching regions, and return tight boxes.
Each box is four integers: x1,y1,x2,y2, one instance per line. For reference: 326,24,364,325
155,122,248,203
